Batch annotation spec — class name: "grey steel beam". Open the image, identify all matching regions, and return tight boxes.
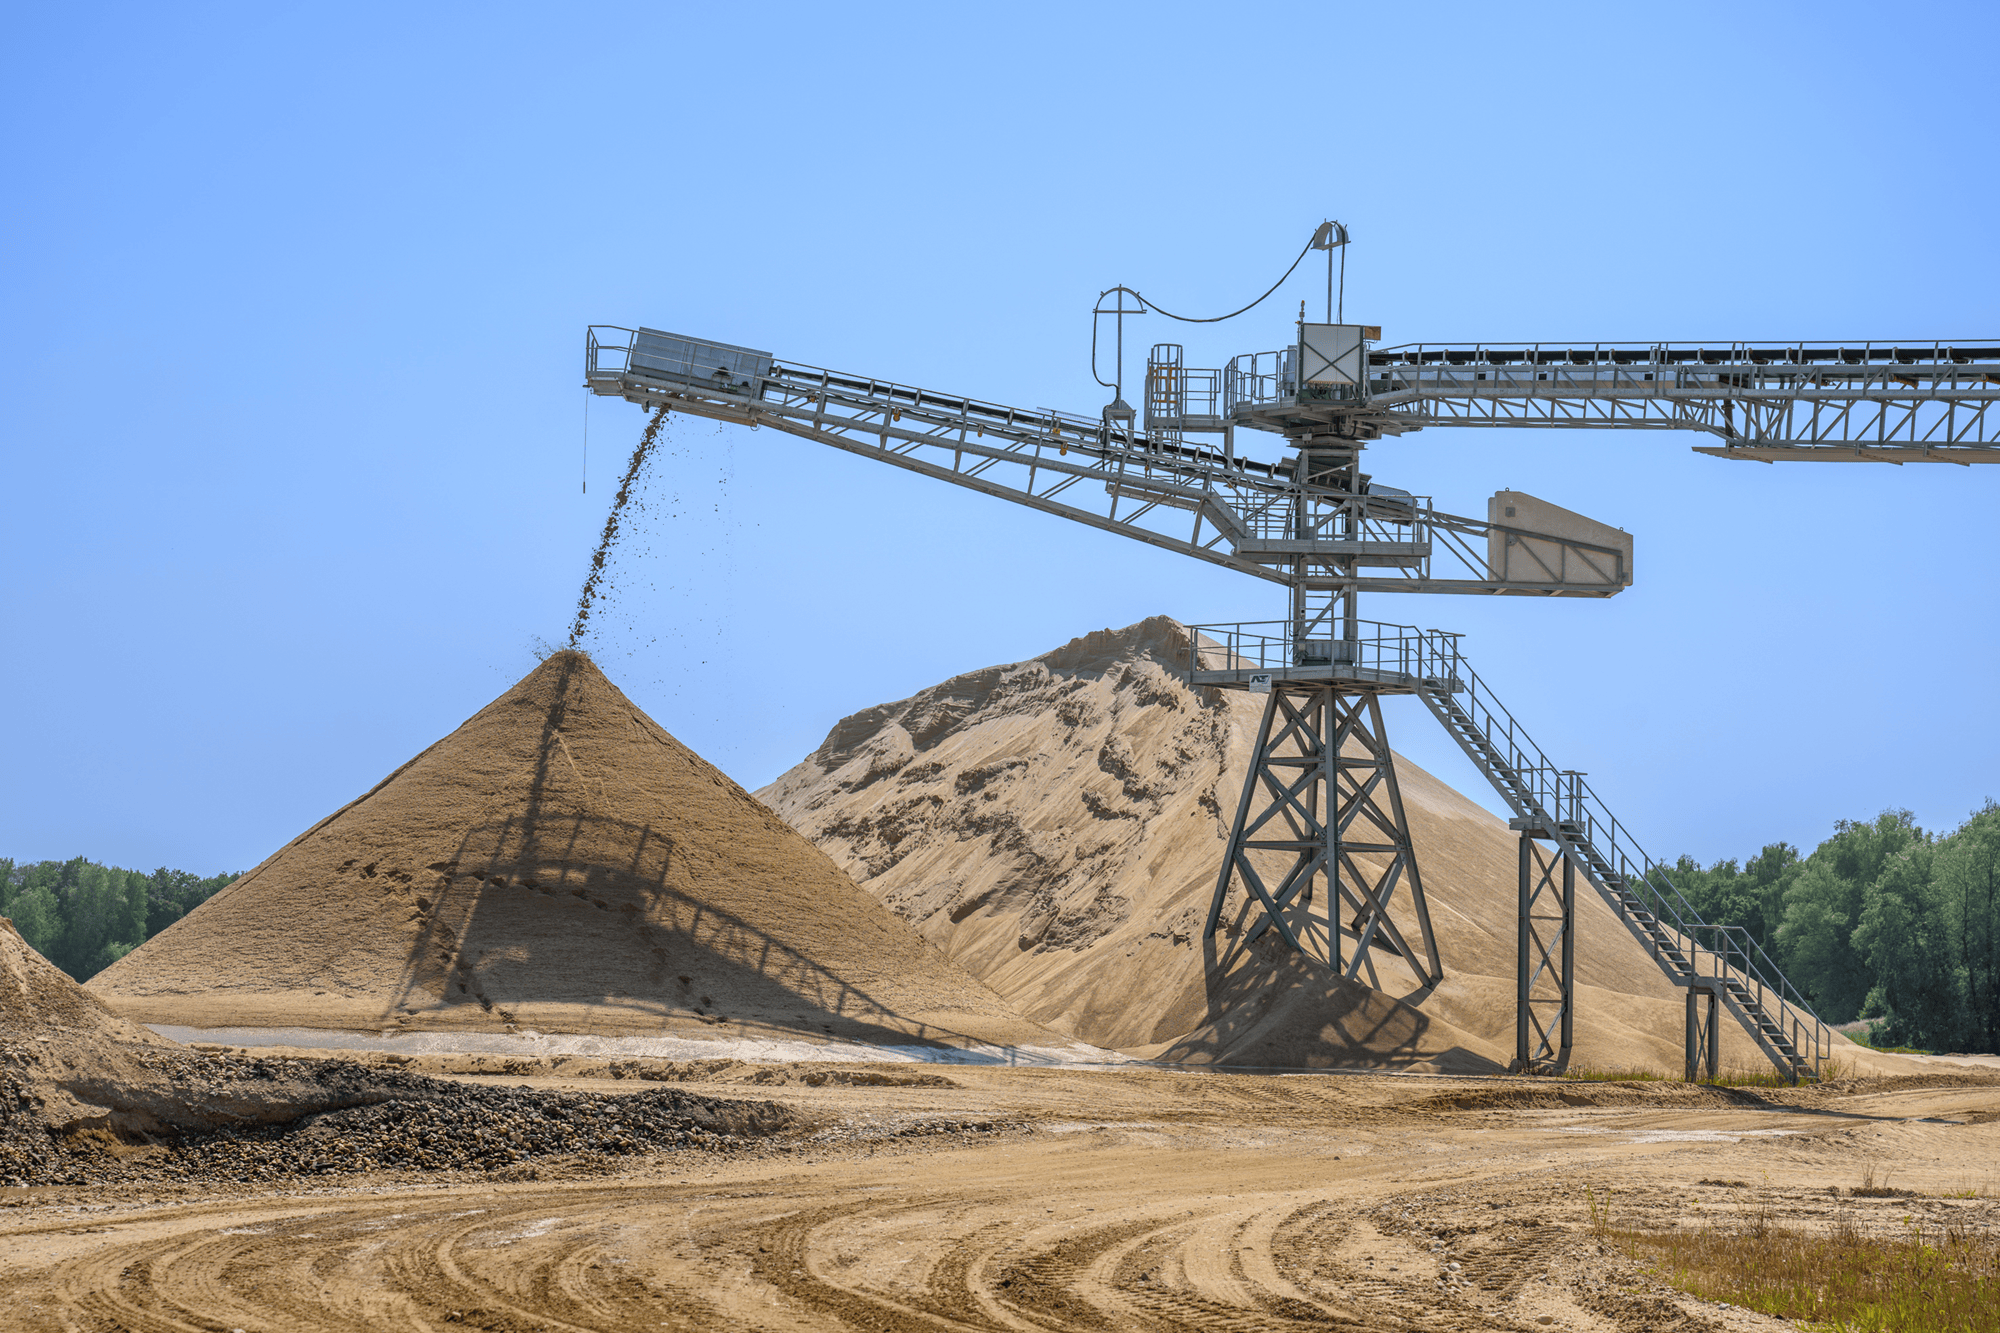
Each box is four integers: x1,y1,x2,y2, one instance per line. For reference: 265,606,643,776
1350,338,2000,455
1686,984,1721,1083
1513,825,1576,1075
657,390,1289,583
1694,444,2000,464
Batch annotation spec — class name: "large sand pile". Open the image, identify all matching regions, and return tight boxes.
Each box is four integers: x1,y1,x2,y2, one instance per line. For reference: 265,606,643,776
90,652,1065,1053
759,616,1908,1075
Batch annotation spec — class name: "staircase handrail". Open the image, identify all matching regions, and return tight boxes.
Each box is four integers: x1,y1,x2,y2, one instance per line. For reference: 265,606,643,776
1683,919,1829,1071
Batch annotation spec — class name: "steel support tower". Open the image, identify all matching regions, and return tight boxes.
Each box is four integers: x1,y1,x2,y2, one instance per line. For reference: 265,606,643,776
1686,984,1722,1083
1205,684,1441,988
1512,821,1577,1074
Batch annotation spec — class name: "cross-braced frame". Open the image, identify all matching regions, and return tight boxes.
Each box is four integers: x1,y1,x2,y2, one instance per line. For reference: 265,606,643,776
1686,984,1721,1083
1204,684,1442,987
1515,829,1576,1073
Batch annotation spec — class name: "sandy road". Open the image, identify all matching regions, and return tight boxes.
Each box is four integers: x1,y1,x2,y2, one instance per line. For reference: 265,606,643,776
4,1067,1997,1332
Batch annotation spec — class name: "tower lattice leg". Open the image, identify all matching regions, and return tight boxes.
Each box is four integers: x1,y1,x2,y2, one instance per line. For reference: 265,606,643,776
1515,829,1576,1074
1204,684,1442,987
1685,984,1720,1082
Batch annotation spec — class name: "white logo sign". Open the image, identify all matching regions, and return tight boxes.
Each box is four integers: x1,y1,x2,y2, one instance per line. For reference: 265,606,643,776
1247,673,1273,694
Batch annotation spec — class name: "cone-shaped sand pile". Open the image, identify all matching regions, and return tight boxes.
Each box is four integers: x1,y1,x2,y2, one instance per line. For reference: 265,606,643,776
91,652,1063,1051
760,617,1911,1075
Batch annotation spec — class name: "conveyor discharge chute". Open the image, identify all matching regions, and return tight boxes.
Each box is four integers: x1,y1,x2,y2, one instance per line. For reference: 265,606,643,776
629,329,772,393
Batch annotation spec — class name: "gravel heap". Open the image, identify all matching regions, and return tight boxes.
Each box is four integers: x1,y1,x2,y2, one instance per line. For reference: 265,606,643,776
0,1051,792,1187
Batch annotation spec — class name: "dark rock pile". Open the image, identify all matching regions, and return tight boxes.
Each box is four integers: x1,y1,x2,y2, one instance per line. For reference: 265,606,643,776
0,1051,792,1187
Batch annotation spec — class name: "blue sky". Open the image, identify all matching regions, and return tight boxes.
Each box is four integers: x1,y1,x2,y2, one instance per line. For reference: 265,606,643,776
4,2,1995,876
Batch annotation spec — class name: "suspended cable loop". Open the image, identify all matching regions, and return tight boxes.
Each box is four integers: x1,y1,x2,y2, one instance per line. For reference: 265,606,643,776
1133,235,1318,324
1090,233,1321,388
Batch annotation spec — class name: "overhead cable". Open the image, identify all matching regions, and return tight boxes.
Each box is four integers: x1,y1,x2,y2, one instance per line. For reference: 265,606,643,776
1091,228,1323,389
1134,235,1318,324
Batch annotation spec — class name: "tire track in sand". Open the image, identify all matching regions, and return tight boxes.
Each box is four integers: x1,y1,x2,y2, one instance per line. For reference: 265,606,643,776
0,1114,1748,1333
7,1188,1446,1333
10,1191,731,1333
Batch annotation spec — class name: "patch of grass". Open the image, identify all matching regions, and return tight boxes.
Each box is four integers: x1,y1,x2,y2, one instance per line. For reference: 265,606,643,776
1940,1175,2000,1201
1610,1213,2000,1333
1700,1067,1796,1089
1561,1065,1669,1082
1853,1163,1912,1199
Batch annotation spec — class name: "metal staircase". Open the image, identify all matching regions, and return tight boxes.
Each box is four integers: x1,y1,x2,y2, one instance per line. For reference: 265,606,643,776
1184,619,1830,1081
1407,637,1830,1081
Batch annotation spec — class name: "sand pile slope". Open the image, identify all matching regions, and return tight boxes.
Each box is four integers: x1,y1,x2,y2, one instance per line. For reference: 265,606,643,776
0,918,394,1157
1,916,794,1186
759,616,1909,1075
90,652,1063,1052
1,916,179,1136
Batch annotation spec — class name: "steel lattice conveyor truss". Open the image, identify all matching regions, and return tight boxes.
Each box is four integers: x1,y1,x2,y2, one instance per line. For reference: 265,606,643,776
1186,621,1832,1081
1346,339,2000,463
584,327,1635,598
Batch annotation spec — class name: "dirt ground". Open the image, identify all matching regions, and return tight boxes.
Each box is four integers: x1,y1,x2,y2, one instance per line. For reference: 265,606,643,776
4,1061,1997,1332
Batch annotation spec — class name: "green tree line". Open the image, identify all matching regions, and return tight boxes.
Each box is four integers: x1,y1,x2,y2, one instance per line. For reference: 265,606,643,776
0,857,238,983
1658,804,2000,1054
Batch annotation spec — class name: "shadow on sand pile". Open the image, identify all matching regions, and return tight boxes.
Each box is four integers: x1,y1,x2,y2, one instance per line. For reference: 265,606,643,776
1147,934,1500,1073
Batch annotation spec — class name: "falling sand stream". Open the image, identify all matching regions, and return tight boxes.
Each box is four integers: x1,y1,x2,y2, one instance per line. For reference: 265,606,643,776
567,403,670,648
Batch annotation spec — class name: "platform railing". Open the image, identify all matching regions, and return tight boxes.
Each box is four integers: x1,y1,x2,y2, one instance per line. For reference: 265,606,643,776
585,325,634,377
1186,618,1457,684
1224,348,1296,412
1231,492,1431,543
